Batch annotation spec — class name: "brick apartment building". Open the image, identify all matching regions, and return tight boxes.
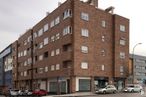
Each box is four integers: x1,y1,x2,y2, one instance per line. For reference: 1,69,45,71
12,0,129,94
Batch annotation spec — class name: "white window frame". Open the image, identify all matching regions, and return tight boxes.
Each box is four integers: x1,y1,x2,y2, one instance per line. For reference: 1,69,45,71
51,36,55,42
23,50,27,56
120,38,126,45
63,9,72,19
81,29,89,37
45,66,48,72
44,23,49,32
101,65,105,71
39,55,43,61
55,16,60,25
38,28,43,36
50,20,55,28
56,33,60,40
51,50,55,56
56,64,60,70
51,65,55,71
33,32,37,38
101,35,105,42
63,26,72,36
120,52,125,59
120,66,124,73
44,37,49,45
39,42,43,49
56,49,60,55
24,71,27,76
81,46,88,53
81,62,88,69
120,25,126,32
101,20,106,27
81,12,89,21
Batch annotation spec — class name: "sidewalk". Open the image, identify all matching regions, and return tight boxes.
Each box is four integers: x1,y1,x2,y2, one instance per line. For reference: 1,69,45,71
43,92,96,97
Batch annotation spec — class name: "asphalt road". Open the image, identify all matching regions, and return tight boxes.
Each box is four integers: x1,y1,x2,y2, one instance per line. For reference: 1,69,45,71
84,93,143,97
0,93,144,97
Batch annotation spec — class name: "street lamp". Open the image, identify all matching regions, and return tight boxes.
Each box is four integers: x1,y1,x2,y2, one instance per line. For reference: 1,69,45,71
132,43,142,84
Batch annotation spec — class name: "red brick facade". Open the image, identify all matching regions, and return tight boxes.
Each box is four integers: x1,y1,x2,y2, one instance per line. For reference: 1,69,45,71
12,0,129,93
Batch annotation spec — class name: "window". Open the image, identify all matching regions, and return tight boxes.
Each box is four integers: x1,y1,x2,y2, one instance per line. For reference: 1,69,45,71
45,66,48,72
101,65,105,71
51,50,55,56
21,52,23,57
81,12,89,21
51,36,55,42
63,44,72,52
51,65,55,71
120,52,125,59
81,46,88,53
50,20,55,28
39,55,43,61
38,28,43,36
44,23,49,32
38,68,44,74
27,36,32,42
27,58,32,65
81,29,89,37
101,20,106,27
33,32,37,38
63,9,72,19
102,35,105,42
101,49,105,56
24,40,27,45
24,50,27,56
120,66,124,72
63,26,72,36
120,37,126,45
44,37,49,45
120,25,125,32
56,64,60,70
24,71,27,76
56,49,60,55
24,61,27,66
56,33,60,40
55,16,60,25
81,62,88,69
44,51,48,58
39,42,43,49
20,72,23,76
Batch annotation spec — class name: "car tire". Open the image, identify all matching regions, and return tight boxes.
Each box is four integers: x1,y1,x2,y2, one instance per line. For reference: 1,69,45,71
103,91,106,94
113,90,116,94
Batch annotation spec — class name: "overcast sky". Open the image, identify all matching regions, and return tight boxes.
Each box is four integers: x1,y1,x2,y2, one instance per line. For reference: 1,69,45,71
0,0,145,56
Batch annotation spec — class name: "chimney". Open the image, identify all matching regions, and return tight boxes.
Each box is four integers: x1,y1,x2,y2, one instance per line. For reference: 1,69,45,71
105,6,115,14
46,12,50,16
58,2,62,7
86,0,98,8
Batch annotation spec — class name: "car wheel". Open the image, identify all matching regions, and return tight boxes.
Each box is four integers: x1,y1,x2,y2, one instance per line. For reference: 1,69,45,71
103,91,106,94
113,90,116,94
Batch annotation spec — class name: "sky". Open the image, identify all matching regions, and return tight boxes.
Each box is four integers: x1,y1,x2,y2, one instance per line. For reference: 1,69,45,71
0,0,145,56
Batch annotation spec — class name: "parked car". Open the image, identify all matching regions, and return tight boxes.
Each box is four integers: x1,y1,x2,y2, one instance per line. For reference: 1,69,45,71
9,89,19,96
123,84,143,92
96,85,117,94
24,90,33,95
32,89,48,96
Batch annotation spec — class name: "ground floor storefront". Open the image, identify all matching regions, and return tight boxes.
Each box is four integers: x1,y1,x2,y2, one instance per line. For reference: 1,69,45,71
14,76,127,94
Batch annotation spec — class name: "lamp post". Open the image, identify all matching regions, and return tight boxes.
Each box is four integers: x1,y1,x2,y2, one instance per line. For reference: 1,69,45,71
132,43,142,84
